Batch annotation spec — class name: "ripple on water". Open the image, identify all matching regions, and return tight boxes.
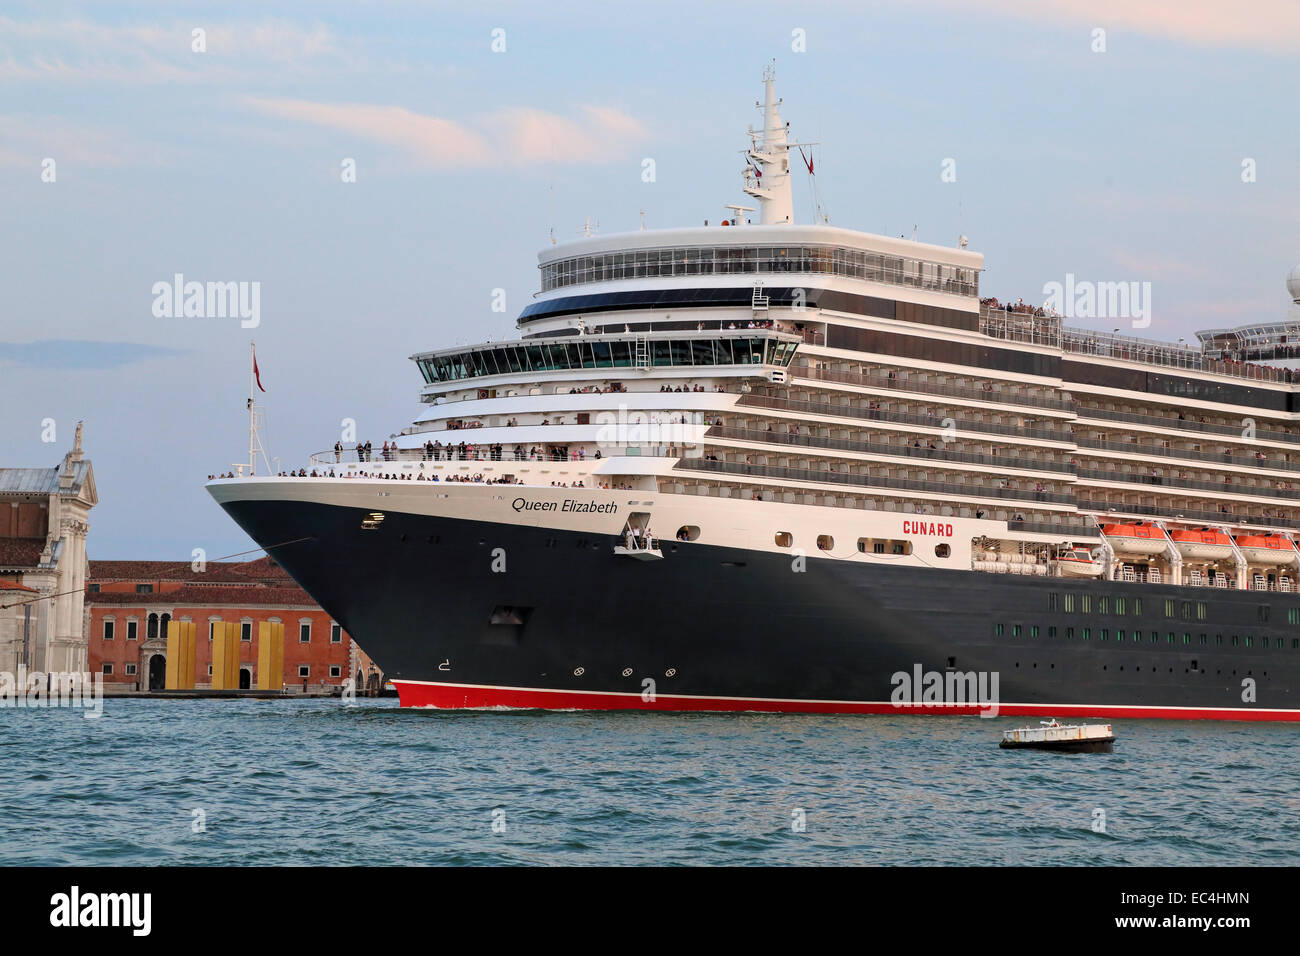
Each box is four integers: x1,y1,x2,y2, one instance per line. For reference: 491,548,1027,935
2,703,1299,864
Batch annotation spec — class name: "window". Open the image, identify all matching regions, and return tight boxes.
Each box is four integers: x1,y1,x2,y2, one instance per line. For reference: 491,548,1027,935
1167,632,1176,644
1064,594,1076,613
298,665,310,678
241,622,252,642
1082,628,1091,640
1100,628,1109,641
858,538,911,555
1134,597,1142,615
817,535,834,551
125,663,137,675
1066,627,1074,639
1048,594,1059,612
1232,635,1239,647
102,620,114,641
1081,594,1092,613
1259,606,1271,623
1013,624,1022,637
135,584,153,594
1164,599,1174,618
126,620,138,641
1245,636,1254,647
331,623,342,644
1048,626,1057,638
329,666,341,678
676,525,701,542
1150,631,1158,643
1115,597,1126,616
1098,596,1109,614
1181,601,1192,621
1289,608,1299,625
209,620,220,641
775,532,792,548
1197,602,1207,621
299,623,311,643
1030,625,1040,638
102,663,113,675
88,583,100,593
934,543,951,558
994,623,1005,636
1116,630,1124,642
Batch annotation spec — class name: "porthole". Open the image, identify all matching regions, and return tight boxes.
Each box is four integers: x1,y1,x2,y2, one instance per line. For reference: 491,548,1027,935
816,535,834,551
774,531,793,548
934,543,951,558
676,525,701,542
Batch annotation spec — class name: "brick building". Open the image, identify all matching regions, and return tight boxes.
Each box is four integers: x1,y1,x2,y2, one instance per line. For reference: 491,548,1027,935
86,557,384,693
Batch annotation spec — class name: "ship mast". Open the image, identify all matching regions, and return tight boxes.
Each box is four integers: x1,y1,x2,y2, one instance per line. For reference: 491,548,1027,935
743,64,794,225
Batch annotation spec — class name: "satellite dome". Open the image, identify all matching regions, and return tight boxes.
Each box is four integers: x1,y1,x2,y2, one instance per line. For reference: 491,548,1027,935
1289,262,1300,302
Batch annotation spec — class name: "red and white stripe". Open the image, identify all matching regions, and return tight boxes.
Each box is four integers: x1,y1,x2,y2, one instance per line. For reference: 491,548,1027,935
391,679,1300,721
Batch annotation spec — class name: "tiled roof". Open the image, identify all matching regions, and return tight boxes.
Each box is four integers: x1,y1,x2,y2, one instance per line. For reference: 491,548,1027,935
0,580,37,592
90,556,292,585
89,585,316,607
0,538,45,570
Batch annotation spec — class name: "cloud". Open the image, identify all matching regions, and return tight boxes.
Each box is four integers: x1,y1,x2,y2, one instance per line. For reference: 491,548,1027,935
922,0,1300,53
242,97,649,167
0,114,173,169
0,17,340,84
1,341,189,370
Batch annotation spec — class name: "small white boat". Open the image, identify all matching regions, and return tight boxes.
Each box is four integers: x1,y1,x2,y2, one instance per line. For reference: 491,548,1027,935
999,719,1114,753
1056,547,1103,577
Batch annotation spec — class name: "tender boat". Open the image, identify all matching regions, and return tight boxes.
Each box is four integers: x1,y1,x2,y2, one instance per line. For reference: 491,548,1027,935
1100,522,1167,556
1235,533,1299,566
999,719,1115,753
1169,527,1234,561
1055,546,1103,577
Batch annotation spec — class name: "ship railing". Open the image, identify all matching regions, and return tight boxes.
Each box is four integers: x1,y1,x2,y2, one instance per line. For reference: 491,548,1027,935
1075,467,1300,501
1006,519,1100,539
677,457,1075,505
1076,406,1300,446
738,393,1073,443
977,305,1064,348
1080,500,1300,531
1061,328,1298,384
1075,437,1300,473
706,425,1076,474
791,365,1074,411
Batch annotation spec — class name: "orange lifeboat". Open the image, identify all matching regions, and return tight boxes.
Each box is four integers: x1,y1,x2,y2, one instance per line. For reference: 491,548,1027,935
1168,527,1234,562
1100,521,1167,556
1235,533,1299,567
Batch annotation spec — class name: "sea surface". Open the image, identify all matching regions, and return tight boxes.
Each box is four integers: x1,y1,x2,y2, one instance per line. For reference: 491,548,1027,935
2,699,1298,866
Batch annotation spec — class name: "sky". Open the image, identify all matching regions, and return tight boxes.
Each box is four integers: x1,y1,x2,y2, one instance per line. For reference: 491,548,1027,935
2,0,1298,559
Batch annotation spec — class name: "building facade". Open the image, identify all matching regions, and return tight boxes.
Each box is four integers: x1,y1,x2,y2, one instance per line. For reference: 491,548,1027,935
87,557,384,693
0,424,96,675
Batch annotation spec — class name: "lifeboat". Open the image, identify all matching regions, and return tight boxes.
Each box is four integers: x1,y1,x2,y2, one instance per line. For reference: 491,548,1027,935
1235,533,1299,567
1100,522,1167,556
1168,527,1234,562
1056,547,1103,577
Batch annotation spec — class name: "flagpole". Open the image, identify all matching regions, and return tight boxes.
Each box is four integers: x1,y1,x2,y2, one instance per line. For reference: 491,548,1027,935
249,341,256,476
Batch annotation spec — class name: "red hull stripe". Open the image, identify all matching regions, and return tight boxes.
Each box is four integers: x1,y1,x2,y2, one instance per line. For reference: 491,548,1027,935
390,680,1300,722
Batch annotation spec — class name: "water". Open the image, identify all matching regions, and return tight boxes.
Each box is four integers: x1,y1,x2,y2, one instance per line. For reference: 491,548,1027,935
3,699,1298,865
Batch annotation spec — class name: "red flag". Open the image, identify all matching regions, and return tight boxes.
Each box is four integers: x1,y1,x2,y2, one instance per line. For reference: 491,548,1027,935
253,348,266,392
799,146,814,175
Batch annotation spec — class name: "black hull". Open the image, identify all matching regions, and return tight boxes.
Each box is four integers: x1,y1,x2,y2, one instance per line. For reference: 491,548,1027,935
216,496,1300,719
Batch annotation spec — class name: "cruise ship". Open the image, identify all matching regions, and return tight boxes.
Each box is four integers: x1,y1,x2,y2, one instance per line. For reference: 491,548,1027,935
209,69,1300,719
